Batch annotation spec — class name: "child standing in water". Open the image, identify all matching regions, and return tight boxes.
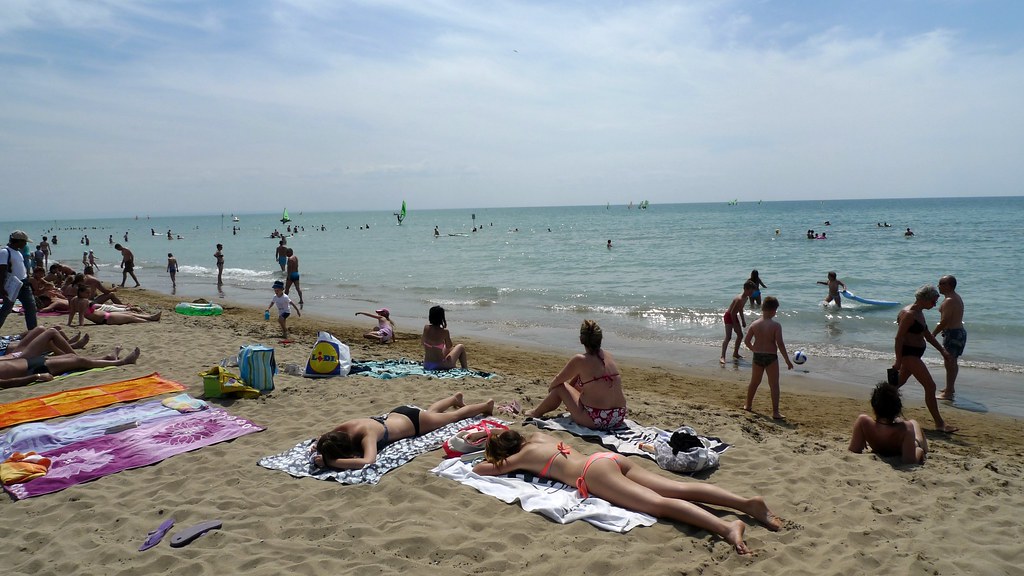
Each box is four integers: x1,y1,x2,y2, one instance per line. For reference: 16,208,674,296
743,296,793,420
720,281,755,364
747,270,767,308
166,253,178,289
817,271,846,308
265,280,301,339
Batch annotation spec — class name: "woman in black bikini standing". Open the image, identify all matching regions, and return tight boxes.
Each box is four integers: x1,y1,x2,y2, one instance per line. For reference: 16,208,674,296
312,393,493,469
893,285,957,432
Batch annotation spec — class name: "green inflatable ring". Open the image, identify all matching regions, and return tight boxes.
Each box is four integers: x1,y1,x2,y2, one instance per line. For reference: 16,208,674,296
174,302,224,316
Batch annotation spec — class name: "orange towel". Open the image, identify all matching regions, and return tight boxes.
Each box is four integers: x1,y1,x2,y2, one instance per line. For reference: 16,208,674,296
1,451,52,485
0,373,186,429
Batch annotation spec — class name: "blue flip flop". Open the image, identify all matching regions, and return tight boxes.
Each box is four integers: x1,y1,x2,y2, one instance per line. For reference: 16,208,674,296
170,520,223,548
138,518,175,551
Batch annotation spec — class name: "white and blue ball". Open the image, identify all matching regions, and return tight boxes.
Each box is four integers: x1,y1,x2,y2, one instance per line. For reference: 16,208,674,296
793,350,808,365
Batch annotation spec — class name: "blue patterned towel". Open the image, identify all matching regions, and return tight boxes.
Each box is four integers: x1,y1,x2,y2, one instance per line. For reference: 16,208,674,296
350,358,495,380
257,415,484,485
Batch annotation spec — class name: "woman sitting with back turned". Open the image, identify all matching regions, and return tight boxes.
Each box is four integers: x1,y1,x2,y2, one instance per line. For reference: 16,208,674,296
311,393,493,469
475,430,783,555
525,320,627,430
422,305,468,370
849,382,928,465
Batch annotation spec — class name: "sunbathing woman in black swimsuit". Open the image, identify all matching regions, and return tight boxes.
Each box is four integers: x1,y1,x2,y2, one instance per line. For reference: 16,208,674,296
312,393,494,469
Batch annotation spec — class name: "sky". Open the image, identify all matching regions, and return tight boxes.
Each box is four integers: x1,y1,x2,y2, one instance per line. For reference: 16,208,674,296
2,0,1023,219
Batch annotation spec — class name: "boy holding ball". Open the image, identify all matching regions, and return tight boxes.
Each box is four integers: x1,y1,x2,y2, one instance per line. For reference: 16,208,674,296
743,296,793,420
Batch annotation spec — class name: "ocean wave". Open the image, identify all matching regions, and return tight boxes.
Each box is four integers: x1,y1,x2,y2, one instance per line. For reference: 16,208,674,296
426,297,495,308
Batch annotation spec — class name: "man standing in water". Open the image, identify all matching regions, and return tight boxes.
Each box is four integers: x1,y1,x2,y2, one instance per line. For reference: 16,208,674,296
285,248,303,309
932,275,965,400
214,244,225,285
113,243,140,287
275,240,288,272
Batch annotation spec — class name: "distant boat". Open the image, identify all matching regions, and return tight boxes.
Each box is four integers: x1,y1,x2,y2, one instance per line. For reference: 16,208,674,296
639,200,649,210
231,214,240,222
280,208,291,224
394,200,407,225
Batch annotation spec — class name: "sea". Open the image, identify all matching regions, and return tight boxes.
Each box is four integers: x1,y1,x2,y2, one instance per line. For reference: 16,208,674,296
5,196,1023,417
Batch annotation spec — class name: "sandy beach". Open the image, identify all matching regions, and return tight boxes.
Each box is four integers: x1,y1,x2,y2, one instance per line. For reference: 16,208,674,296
2,289,1021,576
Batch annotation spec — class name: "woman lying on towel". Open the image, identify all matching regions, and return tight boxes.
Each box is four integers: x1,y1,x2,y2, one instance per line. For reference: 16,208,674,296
849,382,928,465
0,346,141,389
476,430,783,555
312,393,494,469
524,320,628,430
68,285,161,326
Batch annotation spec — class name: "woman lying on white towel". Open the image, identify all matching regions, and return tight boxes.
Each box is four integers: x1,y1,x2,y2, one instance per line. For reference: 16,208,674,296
475,430,783,555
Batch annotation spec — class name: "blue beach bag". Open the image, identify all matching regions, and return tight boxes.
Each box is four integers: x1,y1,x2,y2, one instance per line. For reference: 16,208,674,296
239,344,277,392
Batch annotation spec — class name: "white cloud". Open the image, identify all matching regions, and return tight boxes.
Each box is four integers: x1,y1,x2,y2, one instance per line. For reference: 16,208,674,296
1,1,1022,219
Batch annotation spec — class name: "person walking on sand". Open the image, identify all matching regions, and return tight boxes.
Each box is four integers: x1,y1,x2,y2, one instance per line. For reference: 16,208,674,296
742,296,793,420
214,244,224,285
816,271,845,308
266,280,300,339
275,240,288,272
167,253,178,289
932,275,965,401
720,281,755,364
284,248,303,309
893,285,957,433
849,382,927,465
0,230,38,332
113,243,140,287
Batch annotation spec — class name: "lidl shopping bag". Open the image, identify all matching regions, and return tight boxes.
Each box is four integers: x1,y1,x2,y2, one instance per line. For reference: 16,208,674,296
304,331,351,378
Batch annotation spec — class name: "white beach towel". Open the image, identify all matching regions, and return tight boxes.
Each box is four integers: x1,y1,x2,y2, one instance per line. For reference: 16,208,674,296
431,458,656,533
